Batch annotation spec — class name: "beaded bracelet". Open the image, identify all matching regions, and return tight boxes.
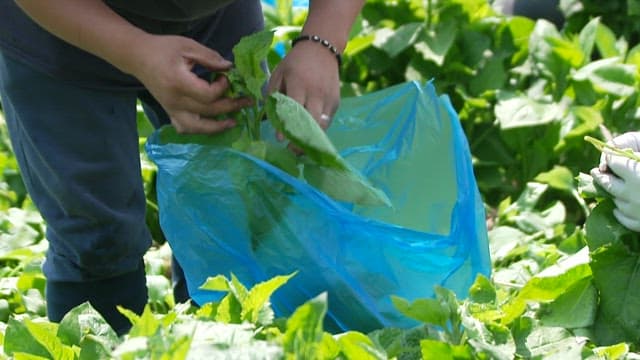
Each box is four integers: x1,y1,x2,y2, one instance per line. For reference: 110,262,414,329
291,35,342,67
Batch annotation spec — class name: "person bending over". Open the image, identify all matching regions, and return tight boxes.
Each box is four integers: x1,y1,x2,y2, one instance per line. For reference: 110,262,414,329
0,0,364,335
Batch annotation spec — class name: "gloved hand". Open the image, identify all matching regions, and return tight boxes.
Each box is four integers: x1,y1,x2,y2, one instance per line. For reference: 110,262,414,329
590,131,640,232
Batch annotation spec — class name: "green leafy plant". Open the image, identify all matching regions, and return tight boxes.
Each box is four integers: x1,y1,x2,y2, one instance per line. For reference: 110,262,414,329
161,29,390,207
4,0,640,358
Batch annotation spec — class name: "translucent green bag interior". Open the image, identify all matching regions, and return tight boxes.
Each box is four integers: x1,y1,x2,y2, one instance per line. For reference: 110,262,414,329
146,81,492,332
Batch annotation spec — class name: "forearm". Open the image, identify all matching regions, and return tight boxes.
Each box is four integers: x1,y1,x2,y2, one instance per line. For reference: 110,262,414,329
302,0,365,51
14,0,149,75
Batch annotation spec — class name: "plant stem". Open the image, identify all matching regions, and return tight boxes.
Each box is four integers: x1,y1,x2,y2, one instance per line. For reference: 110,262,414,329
584,136,640,162
252,103,262,140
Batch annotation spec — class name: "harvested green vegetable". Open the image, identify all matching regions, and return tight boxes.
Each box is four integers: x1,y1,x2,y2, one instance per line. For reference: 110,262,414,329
163,29,390,207
584,135,640,162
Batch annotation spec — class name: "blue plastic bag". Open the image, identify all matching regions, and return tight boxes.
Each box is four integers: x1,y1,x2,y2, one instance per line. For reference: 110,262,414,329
145,81,491,332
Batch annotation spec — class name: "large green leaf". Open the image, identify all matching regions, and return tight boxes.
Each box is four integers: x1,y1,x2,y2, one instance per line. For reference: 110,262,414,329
57,302,118,349
282,293,329,358
414,20,457,66
335,331,387,360
488,225,528,262
0,208,43,257
572,58,637,97
199,274,232,292
169,322,280,360
4,318,52,358
507,16,535,65
576,172,610,200
585,199,632,250
344,33,376,57
537,277,597,328
547,36,585,69
120,305,160,338
495,96,563,129
533,166,575,192
501,248,592,325
528,20,571,82
420,340,473,360
470,56,509,95
303,163,391,206
468,274,496,304
465,321,515,360
625,43,640,67
595,23,621,58
200,273,294,326
240,272,295,324
5,318,75,359
79,334,114,360
578,18,599,63
376,22,424,58
562,106,603,142
265,93,390,205
231,29,274,101
515,323,586,359
266,93,344,169
391,295,450,328
590,242,640,344
156,124,242,147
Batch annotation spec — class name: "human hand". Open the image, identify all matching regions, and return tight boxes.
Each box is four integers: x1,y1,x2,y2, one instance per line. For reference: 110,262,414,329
12,1,252,134
267,40,341,132
590,131,640,232
129,35,253,134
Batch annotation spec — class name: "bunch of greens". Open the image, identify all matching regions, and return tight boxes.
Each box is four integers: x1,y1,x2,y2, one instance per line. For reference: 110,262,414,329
160,29,390,208
157,30,389,250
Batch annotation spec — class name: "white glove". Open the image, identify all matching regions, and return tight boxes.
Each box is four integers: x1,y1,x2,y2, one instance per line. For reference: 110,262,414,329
590,131,640,232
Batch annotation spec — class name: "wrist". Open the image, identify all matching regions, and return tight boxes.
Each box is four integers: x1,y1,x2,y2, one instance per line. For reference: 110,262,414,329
103,30,153,77
292,34,342,67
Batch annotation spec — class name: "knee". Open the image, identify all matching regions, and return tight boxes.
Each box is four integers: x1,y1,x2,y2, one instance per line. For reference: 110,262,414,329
44,220,152,281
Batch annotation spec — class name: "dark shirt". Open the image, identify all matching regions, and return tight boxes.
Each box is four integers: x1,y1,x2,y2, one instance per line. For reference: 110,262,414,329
0,0,247,90
106,0,235,22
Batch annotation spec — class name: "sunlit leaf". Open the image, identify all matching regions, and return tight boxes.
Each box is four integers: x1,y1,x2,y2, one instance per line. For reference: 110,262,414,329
303,163,391,206
537,277,597,328
590,242,640,343
391,296,449,328
241,272,295,324
534,166,575,192
232,29,274,101
282,293,328,358
266,93,344,169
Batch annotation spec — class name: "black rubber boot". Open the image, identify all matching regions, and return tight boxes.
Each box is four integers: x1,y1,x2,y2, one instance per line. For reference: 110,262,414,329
45,262,148,336
171,255,191,305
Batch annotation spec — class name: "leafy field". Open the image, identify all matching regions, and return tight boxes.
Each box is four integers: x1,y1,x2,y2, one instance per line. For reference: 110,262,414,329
1,0,640,358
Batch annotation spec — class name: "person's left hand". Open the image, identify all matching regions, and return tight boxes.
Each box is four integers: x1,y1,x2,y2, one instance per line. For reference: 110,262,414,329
267,39,341,131
590,132,640,232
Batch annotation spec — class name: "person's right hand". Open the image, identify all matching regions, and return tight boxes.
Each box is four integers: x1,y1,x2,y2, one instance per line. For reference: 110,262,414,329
590,131,640,232
129,35,253,134
13,1,250,134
